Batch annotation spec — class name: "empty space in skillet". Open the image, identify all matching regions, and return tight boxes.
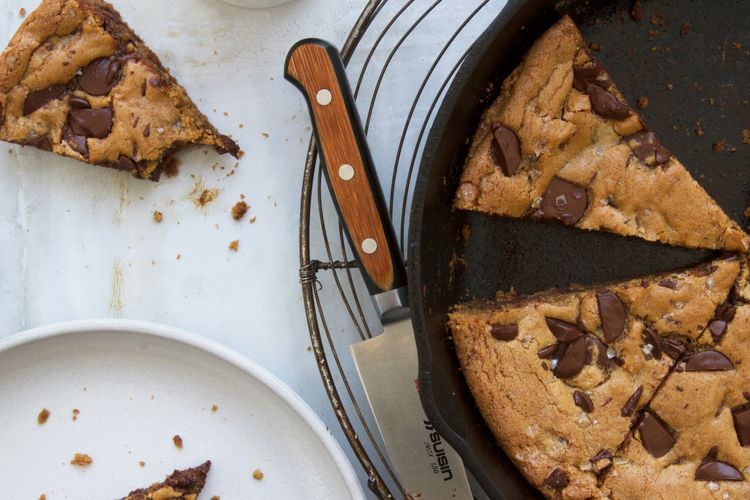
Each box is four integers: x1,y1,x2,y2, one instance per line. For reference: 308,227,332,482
411,0,749,497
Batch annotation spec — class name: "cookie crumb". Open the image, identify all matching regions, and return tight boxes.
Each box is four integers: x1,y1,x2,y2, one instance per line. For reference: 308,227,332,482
249,216,257,224
262,132,269,138
650,14,663,26
19,7,26,16
138,460,145,467
211,496,220,500
637,96,649,109
589,42,602,52
72,408,80,421
713,139,726,152
307,345,312,352
231,201,248,221
629,0,643,22
172,434,183,449
70,453,92,466
695,126,704,137
37,408,50,425
253,468,264,480
744,207,750,218
164,157,180,178
680,22,691,35
732,41,743,50
176,254,182,260
152,210,163,223
228,240,239,252
742,129,750,145
211,404,218,412
665,83,673,91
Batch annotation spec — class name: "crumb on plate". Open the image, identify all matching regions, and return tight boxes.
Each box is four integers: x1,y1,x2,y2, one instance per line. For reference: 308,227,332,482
173,434,183,449
637,96,648,109
153,210,163,223
138,460,145,467
253,468,264,481
72,408,79,421
71,453,92,466
229,240,239,252
211,404,218,413
231,201,248,221
37,408,50,425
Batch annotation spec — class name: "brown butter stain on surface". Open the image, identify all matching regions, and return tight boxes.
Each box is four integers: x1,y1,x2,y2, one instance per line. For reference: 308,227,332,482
108,259,125,317
113,172,131,224
186,177,220,208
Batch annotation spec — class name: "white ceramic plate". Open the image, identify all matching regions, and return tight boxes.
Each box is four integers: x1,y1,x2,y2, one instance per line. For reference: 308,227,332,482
0,320,364,499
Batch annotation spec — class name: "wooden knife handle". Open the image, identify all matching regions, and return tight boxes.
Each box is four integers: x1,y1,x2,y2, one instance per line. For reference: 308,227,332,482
285,39,407,296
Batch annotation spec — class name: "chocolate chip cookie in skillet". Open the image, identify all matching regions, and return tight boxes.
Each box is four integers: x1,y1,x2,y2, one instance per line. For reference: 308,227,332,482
454,15,749,252
119,460,210,500
0,0,240,180
449,256,742,499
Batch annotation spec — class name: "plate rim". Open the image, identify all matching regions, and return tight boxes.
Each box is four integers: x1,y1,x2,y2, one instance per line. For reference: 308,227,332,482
0,318,365,499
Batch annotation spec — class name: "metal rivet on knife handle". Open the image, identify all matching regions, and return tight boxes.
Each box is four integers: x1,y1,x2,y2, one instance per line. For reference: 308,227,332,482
316,88,332,105
338,164,354,180
362,238,378,254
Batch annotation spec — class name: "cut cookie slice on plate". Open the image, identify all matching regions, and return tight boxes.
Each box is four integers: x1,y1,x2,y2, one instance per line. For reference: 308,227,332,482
454,15,749,252
449,256,740,499
0,0,239,180
119,460,210,500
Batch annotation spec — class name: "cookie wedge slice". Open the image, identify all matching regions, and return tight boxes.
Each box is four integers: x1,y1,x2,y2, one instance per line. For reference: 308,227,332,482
0,0,239,180
119,460,211,500
449,256,740,499
454,15,748,252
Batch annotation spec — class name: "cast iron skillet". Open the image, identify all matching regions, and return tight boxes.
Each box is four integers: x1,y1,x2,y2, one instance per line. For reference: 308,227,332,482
410,0,750,497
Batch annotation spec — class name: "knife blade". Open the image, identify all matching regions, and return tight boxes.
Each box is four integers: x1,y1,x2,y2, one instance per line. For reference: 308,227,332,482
285,39,472,499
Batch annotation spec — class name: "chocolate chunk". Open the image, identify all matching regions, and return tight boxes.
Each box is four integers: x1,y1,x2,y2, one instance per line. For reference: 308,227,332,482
490,123,521,176
78,58,121,96
694,263,719,277
490,323,518,341
141,79,148,97
116,155,138,173
554,336,588,379
62,126,88,156
642,325,662,360
638,411,676,458
542,468,569,489
685,351,733,371
68,97,91,109
23,84,67,115
537,344,559,359
589,336,612,369
695,460,744,481
658,278,677,289
586,84,631,120
68,107,113,138
545,318,584,342
538,177,588,225
20,134,51,151
143,123,151,137
662,338,687,360
732,406,750,446
573,63,612,92
708,320,728,343
590,449,612,463
597,291,626,342
573,390,594,413
621,385,643,417
624,130,671,167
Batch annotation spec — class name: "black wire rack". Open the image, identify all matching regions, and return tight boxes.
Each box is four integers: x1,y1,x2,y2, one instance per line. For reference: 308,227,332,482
298,0,506,497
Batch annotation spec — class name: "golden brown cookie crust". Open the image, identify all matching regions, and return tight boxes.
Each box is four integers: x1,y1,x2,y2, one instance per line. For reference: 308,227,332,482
120,460,210,500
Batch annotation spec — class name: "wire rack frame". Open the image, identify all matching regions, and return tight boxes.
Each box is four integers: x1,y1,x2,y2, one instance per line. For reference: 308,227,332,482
298,0,505,497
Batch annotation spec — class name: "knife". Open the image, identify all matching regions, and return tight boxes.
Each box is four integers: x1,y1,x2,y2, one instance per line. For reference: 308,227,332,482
285,39,472,499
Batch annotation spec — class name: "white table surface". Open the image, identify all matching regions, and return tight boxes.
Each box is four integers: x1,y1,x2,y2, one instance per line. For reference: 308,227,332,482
0,0,504,496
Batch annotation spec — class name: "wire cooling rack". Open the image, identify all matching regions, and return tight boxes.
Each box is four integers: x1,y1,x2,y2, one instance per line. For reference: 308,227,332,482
298,0,507,497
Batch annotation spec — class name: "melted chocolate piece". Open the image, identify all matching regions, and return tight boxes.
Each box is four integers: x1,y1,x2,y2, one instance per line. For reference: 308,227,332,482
662,338,687,360
624,130,671,167
542,468,569,489
68,97,91,109
537,344,560,359
708,320,728,343
538,177,588,225
642,326,662,360
490,323,518,341
20,134,51,151
695,460,744,481
78,58,122,96
490,123,521,176
573,390,594,413
621,385,643,417
586,84,631,120
24,84,67,115
68,108,113,138
732,406,750,446
573,63,611,92
638,411,676,458
596,291,626,342
116,155,138,173
685,351,733,371
545,317,584,342
554,336,588,379
658,278,678,289
62,126,88,157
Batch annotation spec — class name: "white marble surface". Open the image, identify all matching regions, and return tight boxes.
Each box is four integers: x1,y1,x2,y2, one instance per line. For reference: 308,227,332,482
0,0,506,495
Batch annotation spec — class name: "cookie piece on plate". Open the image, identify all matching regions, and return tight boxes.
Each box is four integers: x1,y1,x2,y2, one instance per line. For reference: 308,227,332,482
0,0,239,180
119,460,211,500
454,15,748,252
449,256,740,499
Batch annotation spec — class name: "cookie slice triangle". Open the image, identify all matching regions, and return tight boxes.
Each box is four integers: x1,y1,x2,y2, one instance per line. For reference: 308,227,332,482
119,460,210,500
449,256,740,498
0,0,239,180
454,15,748,252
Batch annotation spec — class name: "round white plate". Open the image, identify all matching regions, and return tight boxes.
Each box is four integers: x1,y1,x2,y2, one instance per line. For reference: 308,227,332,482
0,320,364,499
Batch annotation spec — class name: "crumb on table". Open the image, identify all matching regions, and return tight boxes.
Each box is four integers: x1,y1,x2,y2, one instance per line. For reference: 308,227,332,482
637,96,649,109
19,7,26,16
138,460,145,467
713,139,726,152
153,210,163,223
742,129,750,145
70,453,92,466
172,434,183,449
72,408,80,421
249,216,257,224
229,240,239,252
231,201,248,221
39,495,45,500
695,126,704,137
211,404,218,413
211,496,220,500
680,22,691,35
253,468,264,481
37,408,50,425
